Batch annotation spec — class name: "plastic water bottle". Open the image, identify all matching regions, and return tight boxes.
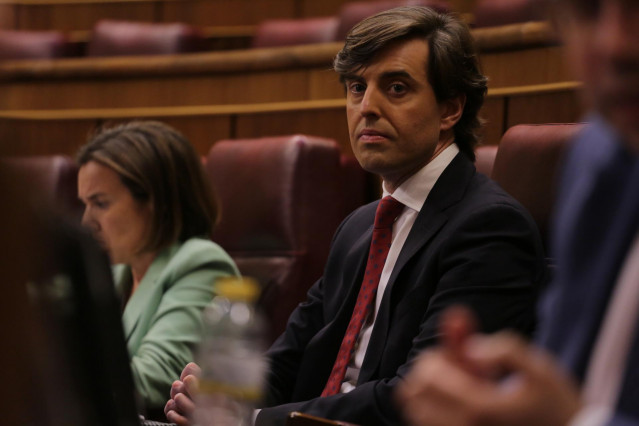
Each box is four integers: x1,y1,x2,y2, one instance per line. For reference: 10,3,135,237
194,277,267,426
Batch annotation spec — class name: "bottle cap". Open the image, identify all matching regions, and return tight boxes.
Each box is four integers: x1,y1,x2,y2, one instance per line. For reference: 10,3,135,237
214,276,260,302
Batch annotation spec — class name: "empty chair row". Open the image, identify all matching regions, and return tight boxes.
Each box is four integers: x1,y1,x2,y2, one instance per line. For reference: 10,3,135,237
0,0,545,59
0,21,207,60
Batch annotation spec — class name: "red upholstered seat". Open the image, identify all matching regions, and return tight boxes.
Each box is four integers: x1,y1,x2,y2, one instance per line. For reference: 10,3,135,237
0,29,74,60
474,144,499,177
491,123,585,251
87,20,206,57
335,0,450,40
205,135,368,343
252,17,339,48
472,0,544,27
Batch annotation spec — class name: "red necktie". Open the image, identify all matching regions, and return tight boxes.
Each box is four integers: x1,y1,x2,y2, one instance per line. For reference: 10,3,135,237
321,195,404,397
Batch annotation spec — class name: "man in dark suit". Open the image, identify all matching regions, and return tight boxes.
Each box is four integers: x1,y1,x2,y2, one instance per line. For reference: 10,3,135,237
165,6,546,425
398,1,639,425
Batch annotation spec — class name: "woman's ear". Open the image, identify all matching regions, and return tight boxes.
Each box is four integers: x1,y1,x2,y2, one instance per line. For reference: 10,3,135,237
439,94,466,132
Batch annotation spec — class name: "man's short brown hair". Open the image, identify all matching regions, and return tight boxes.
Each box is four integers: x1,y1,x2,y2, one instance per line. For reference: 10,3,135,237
334,6,487,160
76,120,218,253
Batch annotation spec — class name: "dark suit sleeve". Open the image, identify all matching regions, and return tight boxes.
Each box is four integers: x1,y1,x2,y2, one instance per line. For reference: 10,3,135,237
257,201,545,426
261,211,356,407
418,201,544,342
262,276,326,406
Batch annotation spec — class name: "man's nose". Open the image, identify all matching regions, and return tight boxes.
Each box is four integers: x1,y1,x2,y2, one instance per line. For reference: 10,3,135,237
360,86,382,117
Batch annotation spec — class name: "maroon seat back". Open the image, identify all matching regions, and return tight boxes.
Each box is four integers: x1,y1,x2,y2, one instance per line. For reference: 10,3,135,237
472,0,544,27
205,135,367,343
474,144,499,177
87,20,206,57
491,123,585,250
335,0,450,40
0,29,74,60
252,17,339,48
2,155,81,219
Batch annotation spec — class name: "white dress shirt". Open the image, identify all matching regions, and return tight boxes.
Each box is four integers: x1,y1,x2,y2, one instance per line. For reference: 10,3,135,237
340,144,459,392
570,230,639,426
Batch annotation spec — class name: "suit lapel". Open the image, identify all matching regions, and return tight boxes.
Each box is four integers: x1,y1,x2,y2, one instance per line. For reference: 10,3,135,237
121,247,171,342
360,154,475,381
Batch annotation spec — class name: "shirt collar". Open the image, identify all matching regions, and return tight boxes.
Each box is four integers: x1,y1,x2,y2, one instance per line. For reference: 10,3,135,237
382,143,459,213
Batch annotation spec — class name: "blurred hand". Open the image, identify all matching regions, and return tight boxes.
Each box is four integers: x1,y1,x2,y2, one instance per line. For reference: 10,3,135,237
396,306,582,426
164,362,201,425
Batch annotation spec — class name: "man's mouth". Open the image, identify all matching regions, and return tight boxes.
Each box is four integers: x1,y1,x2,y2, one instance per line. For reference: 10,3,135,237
358,129,389,143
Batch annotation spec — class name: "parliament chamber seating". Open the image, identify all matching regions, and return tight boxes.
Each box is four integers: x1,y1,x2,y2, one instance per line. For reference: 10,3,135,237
0,29,76,60
491,123,585,252
205,135,369,343
472,0,544,27
334,0,450,40
474,144,499,177
87,20,207,57
252,16,339,48
2,155,81,219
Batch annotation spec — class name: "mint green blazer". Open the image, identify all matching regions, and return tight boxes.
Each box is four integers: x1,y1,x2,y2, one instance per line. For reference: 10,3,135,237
113,237,239,410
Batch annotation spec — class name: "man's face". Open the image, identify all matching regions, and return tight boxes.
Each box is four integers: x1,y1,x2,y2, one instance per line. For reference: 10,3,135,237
559,0,639,149
345,38,462,191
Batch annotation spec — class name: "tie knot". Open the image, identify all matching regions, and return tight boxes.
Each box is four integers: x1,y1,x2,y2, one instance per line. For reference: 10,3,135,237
374,196,404,229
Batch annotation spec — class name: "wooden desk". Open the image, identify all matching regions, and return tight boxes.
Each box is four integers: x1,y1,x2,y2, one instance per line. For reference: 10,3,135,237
0,42,345,110
0,22,573,111
0,82,583,157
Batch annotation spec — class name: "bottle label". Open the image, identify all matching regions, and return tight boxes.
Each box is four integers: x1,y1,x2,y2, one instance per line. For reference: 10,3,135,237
199,346,266,403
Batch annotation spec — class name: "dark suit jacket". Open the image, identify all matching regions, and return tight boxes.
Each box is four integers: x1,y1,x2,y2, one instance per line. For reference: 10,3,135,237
257,153,546,426
538,117,639,424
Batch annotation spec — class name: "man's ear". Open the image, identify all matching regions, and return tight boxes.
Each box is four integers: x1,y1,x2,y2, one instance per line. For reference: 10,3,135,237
439,94,466,131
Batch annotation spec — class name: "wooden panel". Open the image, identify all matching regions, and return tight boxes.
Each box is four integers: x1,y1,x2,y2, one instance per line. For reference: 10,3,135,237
151,115,231,154
161,0,295,27
0,84,582,159
0,101,347,156
297,0,362,17
0,46,569,110
506,90,583,129
481,45,574,88
0,42,343,110
0,4,16,29
15,1,158,31
309,68,343,100
235,106,350,154
0,113,231,156
0,116,97,156
201,25,254,51
479,96,505,146
0,24,568,112
0,68,327,110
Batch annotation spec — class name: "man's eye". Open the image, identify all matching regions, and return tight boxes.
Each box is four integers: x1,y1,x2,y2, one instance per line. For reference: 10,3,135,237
390,83,407,94
349,82,366,93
